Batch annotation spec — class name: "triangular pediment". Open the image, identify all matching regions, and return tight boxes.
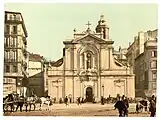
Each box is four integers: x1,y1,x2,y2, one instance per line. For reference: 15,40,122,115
72,33,109,44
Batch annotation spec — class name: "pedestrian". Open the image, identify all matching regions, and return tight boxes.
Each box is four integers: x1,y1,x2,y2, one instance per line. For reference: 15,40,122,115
81,97,84,103
77,97,81,105
101,96,104,105
114,97,126,117
53,97,56,103
64,96,69,106
59,98,62,104
69,97,72,103
149,95,156,117
122,95,129,117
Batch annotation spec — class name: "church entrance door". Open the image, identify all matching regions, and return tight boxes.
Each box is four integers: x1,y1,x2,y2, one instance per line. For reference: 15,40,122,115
86,87,93,102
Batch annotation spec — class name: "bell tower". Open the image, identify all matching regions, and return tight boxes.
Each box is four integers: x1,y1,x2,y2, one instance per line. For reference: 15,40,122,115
95,15,109,40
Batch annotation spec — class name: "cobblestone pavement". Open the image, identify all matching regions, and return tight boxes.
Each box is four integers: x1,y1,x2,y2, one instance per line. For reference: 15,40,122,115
4,103,150,117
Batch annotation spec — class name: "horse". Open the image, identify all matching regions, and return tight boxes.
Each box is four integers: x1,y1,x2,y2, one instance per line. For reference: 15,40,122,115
136,100,149,113
136,102,143,113
37,96,51,111
3,94,18,113
3,96,9,113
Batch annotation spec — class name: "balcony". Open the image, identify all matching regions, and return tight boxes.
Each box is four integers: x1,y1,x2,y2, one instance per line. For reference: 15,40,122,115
4,72,23,78
4,58,17,63
5,15,22,23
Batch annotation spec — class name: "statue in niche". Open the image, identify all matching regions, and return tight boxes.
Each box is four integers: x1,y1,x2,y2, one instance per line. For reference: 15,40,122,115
87,52,91,69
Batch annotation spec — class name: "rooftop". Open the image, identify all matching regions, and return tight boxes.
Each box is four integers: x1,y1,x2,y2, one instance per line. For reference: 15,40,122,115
29,53,43,62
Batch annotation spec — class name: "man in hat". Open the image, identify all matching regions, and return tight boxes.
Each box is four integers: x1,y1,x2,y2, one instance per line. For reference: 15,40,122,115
122,95,129,117
149,95,156,117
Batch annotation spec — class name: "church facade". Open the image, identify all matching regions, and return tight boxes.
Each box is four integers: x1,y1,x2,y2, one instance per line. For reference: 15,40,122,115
47,15,135,102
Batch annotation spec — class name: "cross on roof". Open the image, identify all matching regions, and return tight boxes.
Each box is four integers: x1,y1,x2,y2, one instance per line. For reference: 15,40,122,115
86,21,91,29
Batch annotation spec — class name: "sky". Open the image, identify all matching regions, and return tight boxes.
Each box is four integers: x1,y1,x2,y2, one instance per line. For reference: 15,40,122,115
4,3,158,61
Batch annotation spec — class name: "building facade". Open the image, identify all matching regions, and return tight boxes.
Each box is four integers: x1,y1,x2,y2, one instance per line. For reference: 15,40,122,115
26,53,45,97
134,34,157,97
126,29,158,74
3,11,28,97
47,15,135,102
127,29,157,97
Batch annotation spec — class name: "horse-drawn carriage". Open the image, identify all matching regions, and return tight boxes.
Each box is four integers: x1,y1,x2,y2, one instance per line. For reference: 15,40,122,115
3,93,37,113
3,93,54,113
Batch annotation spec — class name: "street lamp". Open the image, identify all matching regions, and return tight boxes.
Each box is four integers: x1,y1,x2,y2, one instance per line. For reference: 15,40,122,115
56,86,58,100
126,64,129,97
102,85,104,97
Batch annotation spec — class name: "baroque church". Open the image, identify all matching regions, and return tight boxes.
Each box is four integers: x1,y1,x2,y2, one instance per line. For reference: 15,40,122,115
47,15,135,102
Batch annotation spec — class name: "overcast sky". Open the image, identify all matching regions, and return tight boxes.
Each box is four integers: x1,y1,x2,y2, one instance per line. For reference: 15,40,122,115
4,3,158,61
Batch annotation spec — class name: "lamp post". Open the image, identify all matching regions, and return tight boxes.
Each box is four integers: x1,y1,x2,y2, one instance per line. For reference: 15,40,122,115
126,64,129,97
41,59,44,96
102,85,104,97
56,86,58,100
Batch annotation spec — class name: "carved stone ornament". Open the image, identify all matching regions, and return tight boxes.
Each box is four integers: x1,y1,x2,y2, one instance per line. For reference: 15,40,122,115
79,70,98,82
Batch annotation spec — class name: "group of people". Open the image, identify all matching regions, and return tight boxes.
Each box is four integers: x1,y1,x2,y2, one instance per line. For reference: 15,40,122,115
114,95,129,117
4,92,156,117
63,96,85,106
114,95,156,117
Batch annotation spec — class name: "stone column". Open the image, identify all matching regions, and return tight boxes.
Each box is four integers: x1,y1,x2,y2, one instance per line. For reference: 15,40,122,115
80,54,83,69
92,56,95,69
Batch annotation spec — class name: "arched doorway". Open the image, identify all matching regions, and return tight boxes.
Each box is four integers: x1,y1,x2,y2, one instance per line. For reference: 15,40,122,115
86,87,93,102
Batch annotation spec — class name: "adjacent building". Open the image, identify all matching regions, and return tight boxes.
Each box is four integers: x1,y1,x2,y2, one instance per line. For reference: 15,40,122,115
127,29,158,97
26,53,45,97
113,47,128,65
3,11,28,97
47,15,135,102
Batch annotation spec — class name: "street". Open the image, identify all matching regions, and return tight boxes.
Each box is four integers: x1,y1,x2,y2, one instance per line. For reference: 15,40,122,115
4,103,150,116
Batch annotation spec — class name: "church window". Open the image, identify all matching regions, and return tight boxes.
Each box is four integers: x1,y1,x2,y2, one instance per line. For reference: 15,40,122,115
151,51,157,57
13,26,17,34
103,29,106,39
6,64,10,73
152,71,157,80
150,60,157,69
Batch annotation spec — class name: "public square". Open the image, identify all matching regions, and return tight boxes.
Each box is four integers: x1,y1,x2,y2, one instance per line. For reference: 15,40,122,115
4,103,150,117
3,4,157,118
